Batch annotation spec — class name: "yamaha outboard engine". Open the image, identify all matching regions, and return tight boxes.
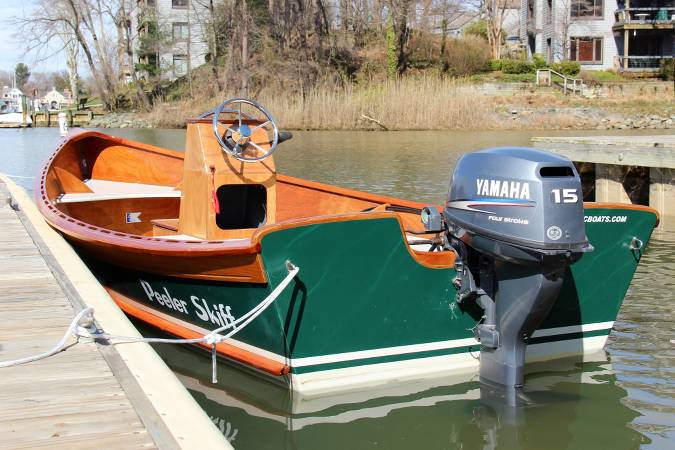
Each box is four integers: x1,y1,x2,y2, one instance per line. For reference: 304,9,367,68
442,147,591,388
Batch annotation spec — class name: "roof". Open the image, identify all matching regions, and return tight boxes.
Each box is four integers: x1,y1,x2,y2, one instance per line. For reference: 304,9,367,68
446,12,479,31
1,86,23,97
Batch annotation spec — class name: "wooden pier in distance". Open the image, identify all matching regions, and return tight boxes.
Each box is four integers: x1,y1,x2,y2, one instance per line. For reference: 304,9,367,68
0,176,231,450
532,135,675,218
31,110,101,128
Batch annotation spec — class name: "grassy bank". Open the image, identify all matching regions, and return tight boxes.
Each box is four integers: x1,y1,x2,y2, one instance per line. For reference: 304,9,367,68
138,75,674,131
146,77,497,130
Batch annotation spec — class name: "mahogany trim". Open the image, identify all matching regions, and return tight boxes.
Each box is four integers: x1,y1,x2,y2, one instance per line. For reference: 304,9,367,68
106,287,290,376
277,174,431,211
583,202,660,226
252,211,456,270
44,132,662,277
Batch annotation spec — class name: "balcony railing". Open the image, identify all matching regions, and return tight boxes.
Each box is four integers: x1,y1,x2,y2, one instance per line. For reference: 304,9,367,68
619,55,673,71
615,7,675,24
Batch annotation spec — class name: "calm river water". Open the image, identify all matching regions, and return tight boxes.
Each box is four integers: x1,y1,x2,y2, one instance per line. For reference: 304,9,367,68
2,127,673,449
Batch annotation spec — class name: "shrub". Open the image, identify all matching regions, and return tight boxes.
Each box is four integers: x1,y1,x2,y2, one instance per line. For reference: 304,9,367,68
550,60,581,76
660,58,674,81
444,36,492,76
499,59,534,74
489,59,502,71
463,20,488,41
532,53,547,69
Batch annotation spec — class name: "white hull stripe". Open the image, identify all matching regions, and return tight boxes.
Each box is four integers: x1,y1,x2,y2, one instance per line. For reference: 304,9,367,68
118,295,614,368
531,321,614,338
291,338,479,367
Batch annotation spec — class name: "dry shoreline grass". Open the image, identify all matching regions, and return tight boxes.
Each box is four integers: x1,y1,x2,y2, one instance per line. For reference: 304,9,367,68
146,77,496,130
142,76,674,131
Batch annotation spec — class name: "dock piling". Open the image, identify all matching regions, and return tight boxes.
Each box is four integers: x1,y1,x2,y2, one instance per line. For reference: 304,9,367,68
650,167,675,217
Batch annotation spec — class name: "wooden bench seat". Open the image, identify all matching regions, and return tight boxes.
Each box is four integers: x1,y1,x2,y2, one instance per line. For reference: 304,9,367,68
58,179,181,203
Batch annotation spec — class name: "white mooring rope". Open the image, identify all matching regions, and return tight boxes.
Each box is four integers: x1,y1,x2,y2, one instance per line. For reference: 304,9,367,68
0,262,299,383
0,307,95,368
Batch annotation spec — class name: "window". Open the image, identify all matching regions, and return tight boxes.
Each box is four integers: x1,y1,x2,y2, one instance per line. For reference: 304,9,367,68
172,22,188,41
570,37,603,63
570,0,603,19
172,0,188,8
173,55,188,77
547,0,553,24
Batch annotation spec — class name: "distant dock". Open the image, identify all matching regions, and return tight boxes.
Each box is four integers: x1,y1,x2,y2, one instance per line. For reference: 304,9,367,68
0,176,231,449
532,135,675,217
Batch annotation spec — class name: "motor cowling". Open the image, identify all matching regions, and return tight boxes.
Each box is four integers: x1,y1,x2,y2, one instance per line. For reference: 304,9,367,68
444,147,590,266
441,147,591,389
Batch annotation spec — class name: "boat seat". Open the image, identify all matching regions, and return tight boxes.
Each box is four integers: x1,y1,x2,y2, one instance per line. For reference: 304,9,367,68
158,234,204,241
57,179,181,203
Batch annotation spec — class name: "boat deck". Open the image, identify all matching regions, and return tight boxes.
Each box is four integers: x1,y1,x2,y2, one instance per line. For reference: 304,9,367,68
0,176,231,450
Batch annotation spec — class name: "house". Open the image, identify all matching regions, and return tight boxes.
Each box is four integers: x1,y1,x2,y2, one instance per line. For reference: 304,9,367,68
1,86,24,108
428,1,521,41
131,0,215,81
41,88,72,110
438,12,480,38
521,0,674,72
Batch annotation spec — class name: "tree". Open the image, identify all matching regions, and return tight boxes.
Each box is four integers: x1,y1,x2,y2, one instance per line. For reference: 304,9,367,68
117,0,151,110
557,0,573,63
386,12,397,78
389,0,412,74
464,19,489,41
15,63,31,89
14,0,120,110
50,71,71,92
483,0,508,59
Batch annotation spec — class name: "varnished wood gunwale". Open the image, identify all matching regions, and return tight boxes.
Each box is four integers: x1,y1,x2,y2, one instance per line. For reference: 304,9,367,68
277,174,430,211
37,131,455,278
39,131,661,281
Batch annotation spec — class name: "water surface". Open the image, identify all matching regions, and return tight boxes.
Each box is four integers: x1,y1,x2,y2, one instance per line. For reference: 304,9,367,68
1,127,673,449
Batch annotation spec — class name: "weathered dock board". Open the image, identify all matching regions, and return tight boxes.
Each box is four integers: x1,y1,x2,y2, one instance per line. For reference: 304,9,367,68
531,135,675,168
0,176,232,450
0,184,155,449
532,135,675,217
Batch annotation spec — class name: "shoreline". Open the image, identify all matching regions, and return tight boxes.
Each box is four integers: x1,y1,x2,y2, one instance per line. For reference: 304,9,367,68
81,78,674,132
87,106,675,132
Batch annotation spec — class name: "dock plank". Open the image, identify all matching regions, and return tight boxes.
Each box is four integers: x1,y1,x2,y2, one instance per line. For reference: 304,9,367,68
532,134,675,168
0,198,157,450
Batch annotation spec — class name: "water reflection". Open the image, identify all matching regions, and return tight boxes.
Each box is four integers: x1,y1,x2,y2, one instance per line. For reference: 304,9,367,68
147,337,647,450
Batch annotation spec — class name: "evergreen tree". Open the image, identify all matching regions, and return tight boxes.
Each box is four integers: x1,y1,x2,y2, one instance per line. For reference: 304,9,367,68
15,63,30,89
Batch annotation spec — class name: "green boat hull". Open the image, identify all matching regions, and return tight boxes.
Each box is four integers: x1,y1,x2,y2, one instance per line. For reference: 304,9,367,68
91,206,657,394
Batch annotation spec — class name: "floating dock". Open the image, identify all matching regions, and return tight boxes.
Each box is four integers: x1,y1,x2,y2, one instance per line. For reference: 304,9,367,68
0,175,231,449
532,135,675,218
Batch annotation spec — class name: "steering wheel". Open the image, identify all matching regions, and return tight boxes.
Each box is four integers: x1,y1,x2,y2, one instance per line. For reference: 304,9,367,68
211,98,279,162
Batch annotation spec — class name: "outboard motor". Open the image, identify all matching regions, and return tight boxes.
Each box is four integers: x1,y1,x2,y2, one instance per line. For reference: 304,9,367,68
441,147,592,388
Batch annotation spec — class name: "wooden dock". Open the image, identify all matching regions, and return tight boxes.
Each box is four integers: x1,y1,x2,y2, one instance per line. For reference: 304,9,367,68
31,110,100,128
0,176,231,450
532,135,675,218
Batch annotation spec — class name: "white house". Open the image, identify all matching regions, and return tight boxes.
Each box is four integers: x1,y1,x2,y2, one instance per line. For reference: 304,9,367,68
131,0,215,81
1,86,24,108
522,0,674,71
